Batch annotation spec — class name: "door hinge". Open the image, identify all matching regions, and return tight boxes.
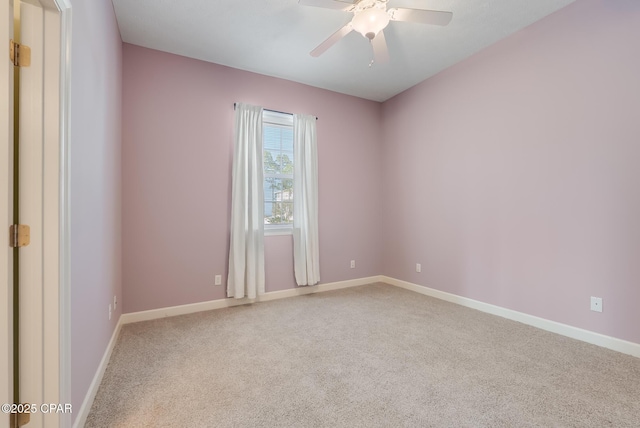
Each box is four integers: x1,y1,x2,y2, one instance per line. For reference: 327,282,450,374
9,410,30,426
9,39,31,67
9,225,30,248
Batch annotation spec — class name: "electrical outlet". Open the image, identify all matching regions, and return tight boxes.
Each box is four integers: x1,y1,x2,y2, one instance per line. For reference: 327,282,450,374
113,295,117,311
108,304,112,320
350,260,356,269
215,275,222,286
416,263,421,273
590,296,603,313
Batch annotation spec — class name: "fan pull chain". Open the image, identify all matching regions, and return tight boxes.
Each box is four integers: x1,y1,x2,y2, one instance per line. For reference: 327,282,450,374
369,39,375,68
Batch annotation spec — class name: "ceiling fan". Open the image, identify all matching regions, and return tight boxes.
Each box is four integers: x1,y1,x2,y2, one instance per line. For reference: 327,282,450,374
299,0,453,64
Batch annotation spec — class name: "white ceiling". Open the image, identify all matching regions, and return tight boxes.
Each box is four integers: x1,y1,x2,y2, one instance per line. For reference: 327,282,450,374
111,0,576,102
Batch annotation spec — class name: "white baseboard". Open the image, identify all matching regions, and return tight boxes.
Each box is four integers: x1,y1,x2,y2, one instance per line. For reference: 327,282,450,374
121,275,384,325
381,276,640,358
73,316,124,428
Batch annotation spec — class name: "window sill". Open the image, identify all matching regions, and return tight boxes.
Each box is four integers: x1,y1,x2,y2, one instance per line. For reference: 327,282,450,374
265,227,293,237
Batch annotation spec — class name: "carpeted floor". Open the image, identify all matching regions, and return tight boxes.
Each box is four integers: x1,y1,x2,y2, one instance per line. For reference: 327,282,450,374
85,283,640,427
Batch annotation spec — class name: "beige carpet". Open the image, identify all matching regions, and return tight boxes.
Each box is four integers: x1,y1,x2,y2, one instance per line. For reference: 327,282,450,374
86,283,640,427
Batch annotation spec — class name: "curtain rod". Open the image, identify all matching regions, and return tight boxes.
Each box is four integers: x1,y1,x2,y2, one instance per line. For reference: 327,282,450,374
233,103,318,120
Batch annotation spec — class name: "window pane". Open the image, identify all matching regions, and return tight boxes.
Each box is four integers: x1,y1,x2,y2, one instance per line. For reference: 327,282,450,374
265,177,283,201
264,127,281,149
263,112,294,227
269,201,293,224
264,179,277,201
280,152,293,174
264,149,280,174
264,202,273,220
281,179,293,201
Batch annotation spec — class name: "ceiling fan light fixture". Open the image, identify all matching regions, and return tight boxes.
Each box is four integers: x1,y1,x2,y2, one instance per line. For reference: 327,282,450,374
351,7,390,40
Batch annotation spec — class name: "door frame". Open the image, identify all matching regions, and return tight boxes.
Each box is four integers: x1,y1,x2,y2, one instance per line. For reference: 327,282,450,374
41,1,72,426
40,0,72,426
55,0,72,423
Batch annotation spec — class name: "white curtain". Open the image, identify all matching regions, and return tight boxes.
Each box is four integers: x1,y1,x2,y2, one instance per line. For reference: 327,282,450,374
227,103,265,299
293,114,320,286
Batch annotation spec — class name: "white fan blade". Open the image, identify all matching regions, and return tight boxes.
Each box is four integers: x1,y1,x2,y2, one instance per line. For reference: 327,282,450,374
298,0,355,11
388,8,453,26
310,23,353,57
372,31,389,64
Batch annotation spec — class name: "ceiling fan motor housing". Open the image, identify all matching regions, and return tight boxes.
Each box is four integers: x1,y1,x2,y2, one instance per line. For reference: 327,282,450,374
351,3,390,39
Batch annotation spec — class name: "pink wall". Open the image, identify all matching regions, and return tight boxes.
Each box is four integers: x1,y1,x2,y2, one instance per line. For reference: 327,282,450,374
122,44,382,313
69,0,122,421
381,0,640,344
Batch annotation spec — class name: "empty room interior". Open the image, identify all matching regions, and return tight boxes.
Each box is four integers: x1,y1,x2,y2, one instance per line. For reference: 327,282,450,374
11,0,640,426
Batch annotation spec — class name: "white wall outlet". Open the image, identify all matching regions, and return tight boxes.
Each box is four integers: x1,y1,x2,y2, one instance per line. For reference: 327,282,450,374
590,296,603,312
108,304,112,320
215,275,222,286
416,263,421,273
350,260,356,269
114,295,117,310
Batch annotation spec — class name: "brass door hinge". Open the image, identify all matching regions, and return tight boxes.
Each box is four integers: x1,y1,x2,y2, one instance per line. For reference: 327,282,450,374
9,224,30,248
10,39,31,67
9,410,30,426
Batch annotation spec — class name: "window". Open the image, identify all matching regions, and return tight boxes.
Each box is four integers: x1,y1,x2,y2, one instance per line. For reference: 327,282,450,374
263,110,294,234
